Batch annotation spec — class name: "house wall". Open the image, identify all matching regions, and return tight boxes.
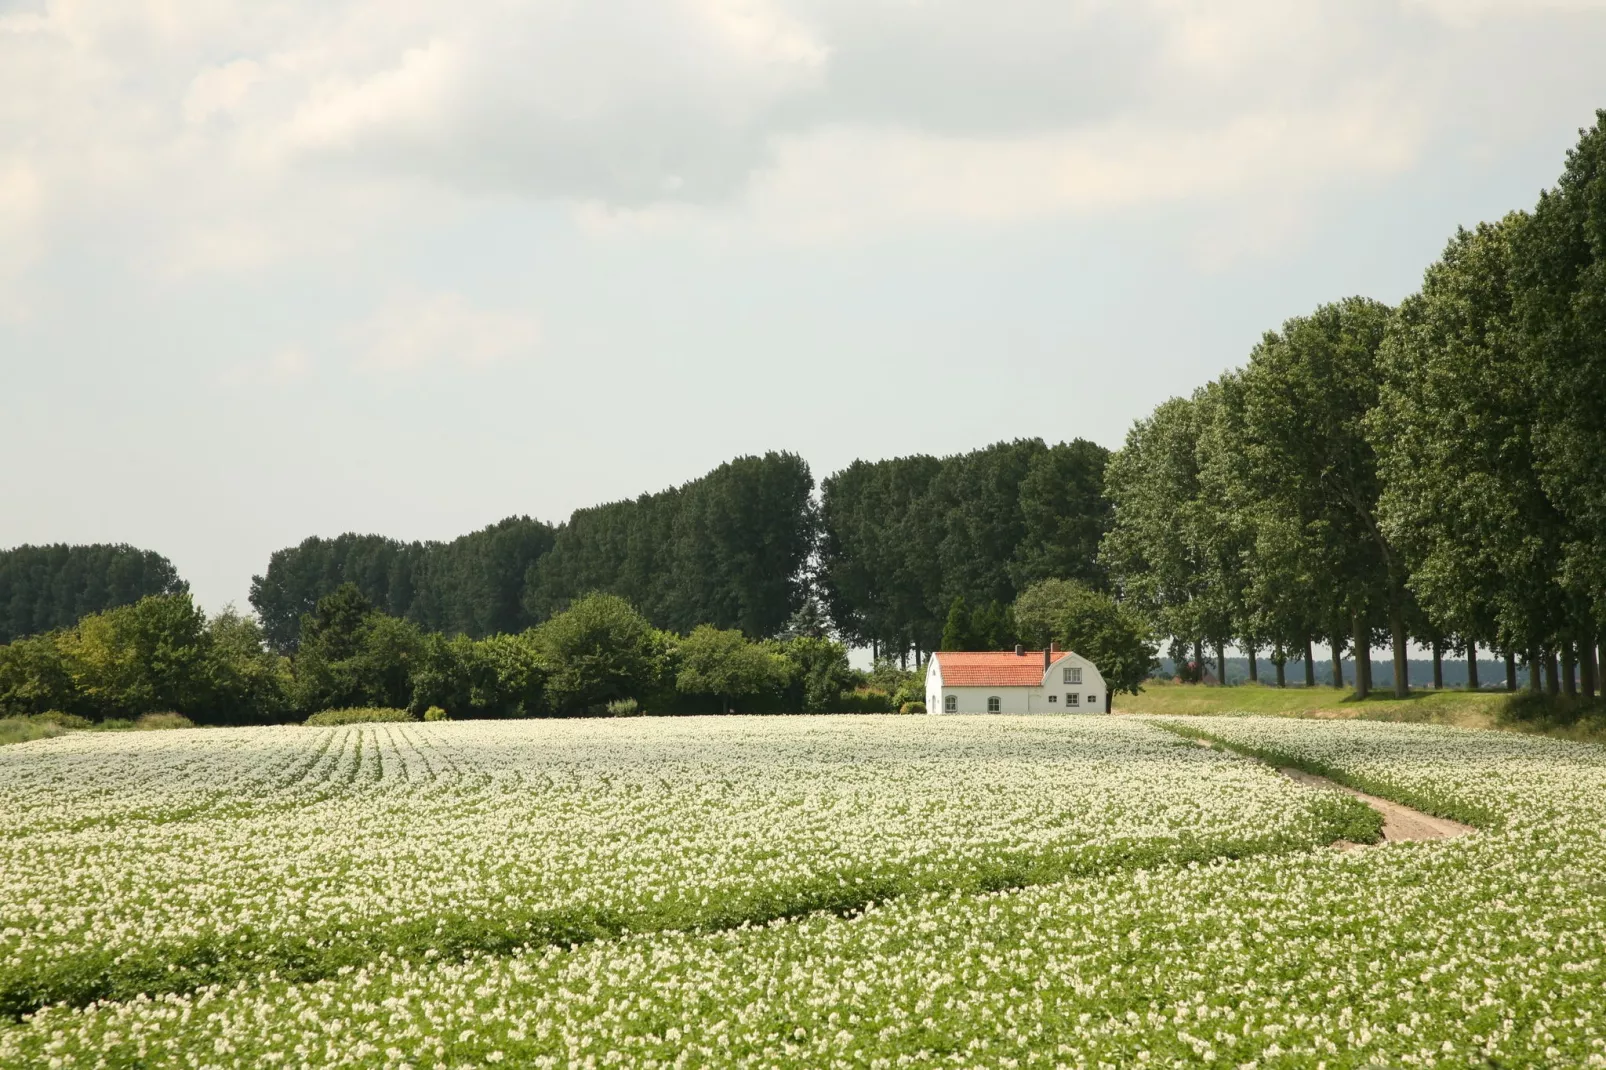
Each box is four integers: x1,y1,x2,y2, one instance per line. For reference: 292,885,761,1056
926,652,1110,714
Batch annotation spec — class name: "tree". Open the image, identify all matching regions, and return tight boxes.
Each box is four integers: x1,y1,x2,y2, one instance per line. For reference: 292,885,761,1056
291,584,422,713
1012,579,1157,696
56,593,213,718
1234,297,1405,697
778,635,857,712
204,608,292,724
0,544,186,644
409,632,545,719
532,593,663,713
1101,397,1211,671
1372,215,1569,675
940,597,973,652
675,625,789,712
1012,439,1113,590
0,633,78,716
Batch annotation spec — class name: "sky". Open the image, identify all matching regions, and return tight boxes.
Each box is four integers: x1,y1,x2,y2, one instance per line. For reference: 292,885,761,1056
4,0,1606,616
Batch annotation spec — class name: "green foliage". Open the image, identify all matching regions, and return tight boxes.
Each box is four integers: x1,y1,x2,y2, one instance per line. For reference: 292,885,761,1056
423,706,449,722
0,543,187,644
939,597,971,651
900,701,926,714
409,631,545,719
56,594,213,719
134,712,193,730
303,707,417,726
604,698,640,717
819,439,1110,660
203,608,292,725
674,625,790,711
0,716,65,746
1013,580,1157,695
778,635,858,713
249,518,556,653
291,585,423,714
0,633,78,717
531,593,663,713
529,453,817,639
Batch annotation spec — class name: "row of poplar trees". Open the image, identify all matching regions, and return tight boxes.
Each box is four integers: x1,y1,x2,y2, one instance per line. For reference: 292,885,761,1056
1102,112,1606,699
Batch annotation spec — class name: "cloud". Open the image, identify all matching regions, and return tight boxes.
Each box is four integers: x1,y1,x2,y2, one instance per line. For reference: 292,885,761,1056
2,0,1606,274
350,294,540,373
225,347,312,386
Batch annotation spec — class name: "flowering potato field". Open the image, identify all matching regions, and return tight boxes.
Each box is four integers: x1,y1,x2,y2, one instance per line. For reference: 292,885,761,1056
6,717,1605,1068
0,716,1365,1021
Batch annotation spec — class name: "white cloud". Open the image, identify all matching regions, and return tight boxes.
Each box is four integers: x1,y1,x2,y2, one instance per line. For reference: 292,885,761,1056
0,0,1604,276
226,346,312,386
350,294,540,373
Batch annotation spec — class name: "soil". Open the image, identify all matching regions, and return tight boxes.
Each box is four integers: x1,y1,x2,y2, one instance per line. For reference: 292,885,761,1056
1190,737,1474,843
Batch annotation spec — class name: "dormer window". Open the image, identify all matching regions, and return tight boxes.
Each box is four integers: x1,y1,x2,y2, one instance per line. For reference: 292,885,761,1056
1063,666,1082,685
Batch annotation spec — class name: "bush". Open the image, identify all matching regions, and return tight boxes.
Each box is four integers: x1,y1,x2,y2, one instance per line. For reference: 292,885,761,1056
134,712,194,731
96,719,134,731
900,700,926,714
834,688,896,714
605,698,640,717
304,707,417,727
0,716,65,746
34,710,92,729
423,706,449,722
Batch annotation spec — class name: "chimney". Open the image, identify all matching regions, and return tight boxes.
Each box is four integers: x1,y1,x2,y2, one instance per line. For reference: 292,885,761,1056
1043,647,1051,672
1014,644,1024,656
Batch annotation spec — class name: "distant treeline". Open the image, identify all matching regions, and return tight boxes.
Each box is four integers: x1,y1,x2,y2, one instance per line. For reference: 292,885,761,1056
249,443,1111,658
0,544,186,644
1157,657,1515,690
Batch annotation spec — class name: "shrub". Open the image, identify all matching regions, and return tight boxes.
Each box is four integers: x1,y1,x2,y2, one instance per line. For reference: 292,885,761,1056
605,698,640,717
34,710,92,729
834,688,896,714
134,712,194,731
96,718,134,731
423,706,449,722
900,700,926,714
0,716,64,746
304,707,417,727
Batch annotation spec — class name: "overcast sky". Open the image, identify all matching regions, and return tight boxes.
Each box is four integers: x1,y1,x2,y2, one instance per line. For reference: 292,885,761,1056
4,0,1606,614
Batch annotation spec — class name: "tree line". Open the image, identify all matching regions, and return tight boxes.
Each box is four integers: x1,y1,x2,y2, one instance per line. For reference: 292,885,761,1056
0,587,924,724
0,544,186,644
1102,111,1606,700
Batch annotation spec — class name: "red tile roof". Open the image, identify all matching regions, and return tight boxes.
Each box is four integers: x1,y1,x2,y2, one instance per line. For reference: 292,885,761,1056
933,651,1067,687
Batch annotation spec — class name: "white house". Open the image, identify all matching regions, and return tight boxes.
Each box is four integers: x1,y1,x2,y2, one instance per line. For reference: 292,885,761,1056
925,645,1108,714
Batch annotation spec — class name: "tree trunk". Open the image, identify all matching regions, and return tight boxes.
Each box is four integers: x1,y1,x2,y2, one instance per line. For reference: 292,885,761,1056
1505,650,1517,691
1353,612,1370,699
1193,640,1204,683
900,646,908,671
1466,644,1480,690
1331,638,1345,689
1390,603,1409,698
1529,651,1541,692
871,638,878,661
1583,638,1598,700
1304,637,1316,688
1432,639,1443,690
1274,655,1286,688
1215,642,1226,687
1562,641,1577,698
1545,649,1560,695
1247,644,1259,683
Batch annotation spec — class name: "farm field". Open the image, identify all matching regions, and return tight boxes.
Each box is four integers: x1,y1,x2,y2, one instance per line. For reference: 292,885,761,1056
3,716,1605,1067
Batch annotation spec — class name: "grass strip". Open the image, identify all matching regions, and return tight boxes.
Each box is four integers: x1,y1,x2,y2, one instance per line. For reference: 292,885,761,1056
1152,718,1494,829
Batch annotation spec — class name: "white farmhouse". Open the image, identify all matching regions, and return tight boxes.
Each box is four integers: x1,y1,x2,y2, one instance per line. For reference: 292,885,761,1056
925,645,1108,714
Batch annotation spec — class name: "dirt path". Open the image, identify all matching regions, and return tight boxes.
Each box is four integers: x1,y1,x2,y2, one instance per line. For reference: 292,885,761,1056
1273,765,1474,843
1191,738,1474,843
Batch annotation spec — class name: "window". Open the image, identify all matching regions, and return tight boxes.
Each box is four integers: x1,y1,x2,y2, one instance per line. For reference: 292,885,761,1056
987,696,1001,713
1048,693,1057,703
1088,695,1098,706
943,694,957,713
1067,693,1079,707
1063,667,1082,685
